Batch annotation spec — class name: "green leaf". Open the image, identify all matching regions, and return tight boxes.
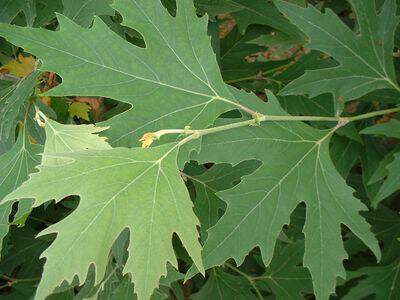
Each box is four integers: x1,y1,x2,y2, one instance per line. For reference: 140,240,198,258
257,241,313,299
276,0,400,112
372,152,400,205
343,258,400,300
361,119,400,205
2,116,113,243
188,92,380,300
219,26,291,90
41,118,111,165
0,0,36,26
0,70,39,142
186,161,260,241
0,128,42,254
361,118,400,139
4,137,204,299
368,145,400,185
0,226,50,299
34,0,63,27
68,101,91,121
192,267,258,300
330,134,362,178
0,0,243,148
365,205,400,263
195,0,303,37
62,0,113,28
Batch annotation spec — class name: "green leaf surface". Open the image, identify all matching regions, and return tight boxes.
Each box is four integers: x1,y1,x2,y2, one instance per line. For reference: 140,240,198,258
186,161,260,241
188,92,380,300
5,139,204,300
62,0,113,28
343,258,400,300
34,0,63,27
195,0,303,37
361,118,400,139
371,152,400,205
41,118,111,165
0,0,243,147
192,267,258,300
257,241,313,299
330,134,362,178
0,128,42,253
365,205,400,263
276,0,400,112
361,119,400,205
0,0,36,26
0,70,39,141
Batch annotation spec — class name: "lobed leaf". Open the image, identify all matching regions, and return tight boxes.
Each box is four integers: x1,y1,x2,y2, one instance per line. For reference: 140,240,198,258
276,0,400,113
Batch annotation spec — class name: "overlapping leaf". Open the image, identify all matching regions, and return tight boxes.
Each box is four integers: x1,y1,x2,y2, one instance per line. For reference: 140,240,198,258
0,0,246,148
257,241,313,299
0,0,36,26
186,161,259,240
276,0,400,112
343,259,400,300
361,119,400,206
0,127,42,253
62,0,113,27
188,92,380,300
5,118,204,300
0,70,39,143
195,0,303,37
192,267,258,300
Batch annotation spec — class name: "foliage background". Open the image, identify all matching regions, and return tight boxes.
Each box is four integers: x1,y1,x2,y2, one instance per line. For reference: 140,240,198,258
0,0,399,299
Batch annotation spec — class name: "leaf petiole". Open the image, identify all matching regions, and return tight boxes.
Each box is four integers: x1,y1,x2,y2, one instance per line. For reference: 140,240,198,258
146,106,400,147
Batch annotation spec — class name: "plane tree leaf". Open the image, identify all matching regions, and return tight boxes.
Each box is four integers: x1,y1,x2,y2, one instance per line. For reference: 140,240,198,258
0,70,39,142
192,267,258,300
361,119,400,206
1,1,400,299
342,258,400,300
0,127,42,253
0,0,244,148
62,0,114,28
41,117,111,165
257,241,313,299
195,0,303,38
4,125,204,299
0,116,111,255
185,161,260,241
361,118,400,139
0,0,36,26
276,0,400,112
188,92,380,300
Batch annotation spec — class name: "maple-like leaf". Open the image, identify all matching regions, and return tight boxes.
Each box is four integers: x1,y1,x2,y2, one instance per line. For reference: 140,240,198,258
0,0,36,26
276,0,400,112
68,101,91,121
0,127,42,253
0,54,36,78
257,241,313,299
343,259,400,300
62,0,114,27
40,117,111,165
188,92,380,300
0,0,246,148
192,267,258,300
365,205,400,264
195,0,303,37
4,121,204,299
0,71,39,142
361,119,400,206
185,161,259,241
0,117,111,254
